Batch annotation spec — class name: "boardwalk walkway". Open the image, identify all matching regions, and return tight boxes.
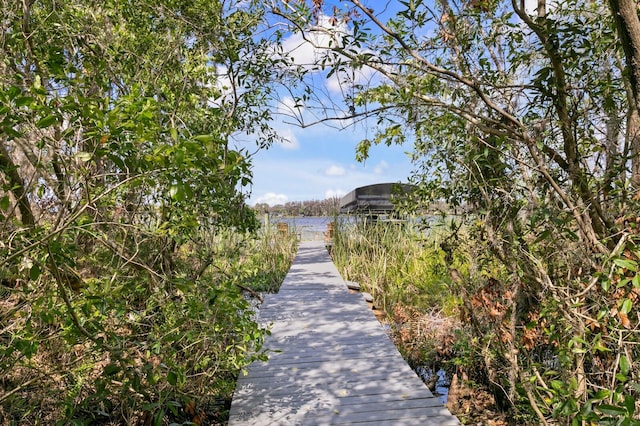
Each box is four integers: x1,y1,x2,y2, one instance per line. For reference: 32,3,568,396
229,241,459,425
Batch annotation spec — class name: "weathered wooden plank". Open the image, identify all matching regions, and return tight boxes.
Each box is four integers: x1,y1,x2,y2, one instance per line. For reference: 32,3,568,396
228,241,459,425
233,379,431,400
236,367,419,387
256,350,397,366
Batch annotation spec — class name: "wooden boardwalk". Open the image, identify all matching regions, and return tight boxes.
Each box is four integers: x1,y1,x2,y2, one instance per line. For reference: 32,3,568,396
229,241,459,425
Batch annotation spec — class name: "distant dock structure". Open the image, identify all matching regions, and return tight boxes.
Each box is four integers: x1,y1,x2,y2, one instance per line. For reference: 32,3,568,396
340,183,414,215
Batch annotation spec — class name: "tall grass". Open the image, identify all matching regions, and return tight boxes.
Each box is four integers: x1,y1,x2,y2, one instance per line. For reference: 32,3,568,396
204,224,298,294
236,225,299,293
332,216,465,314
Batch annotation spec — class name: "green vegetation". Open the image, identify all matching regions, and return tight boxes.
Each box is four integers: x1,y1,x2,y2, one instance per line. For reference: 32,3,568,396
333,216,640,424
332,217,465,314
253,197,341,217
282,0,640,423
4,0,640,424
1,226,297,423
0,0,298,423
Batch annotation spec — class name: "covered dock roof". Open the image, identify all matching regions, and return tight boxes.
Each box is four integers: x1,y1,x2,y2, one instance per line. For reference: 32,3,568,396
340,183,414,214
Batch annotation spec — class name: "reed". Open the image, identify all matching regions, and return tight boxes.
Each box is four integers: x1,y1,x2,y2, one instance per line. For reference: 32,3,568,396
207,224,298,294
331,216,466,314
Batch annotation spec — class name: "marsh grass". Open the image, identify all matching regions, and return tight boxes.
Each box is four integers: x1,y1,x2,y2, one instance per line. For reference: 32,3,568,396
234,224,298,293
332,216,466,314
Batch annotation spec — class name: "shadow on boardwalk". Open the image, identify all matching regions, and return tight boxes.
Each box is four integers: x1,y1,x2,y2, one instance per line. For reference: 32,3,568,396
229,241,460,425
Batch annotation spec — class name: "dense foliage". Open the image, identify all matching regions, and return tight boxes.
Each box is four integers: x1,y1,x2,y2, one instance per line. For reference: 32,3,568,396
0,0,298,423
276,0,640,423
4,0,640,423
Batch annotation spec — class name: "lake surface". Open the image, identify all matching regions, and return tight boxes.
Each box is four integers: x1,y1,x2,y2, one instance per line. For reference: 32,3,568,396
262,214,445,241
263,216,335,241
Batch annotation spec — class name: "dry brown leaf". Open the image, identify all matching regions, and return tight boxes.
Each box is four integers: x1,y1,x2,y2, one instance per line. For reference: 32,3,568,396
618,311,632,329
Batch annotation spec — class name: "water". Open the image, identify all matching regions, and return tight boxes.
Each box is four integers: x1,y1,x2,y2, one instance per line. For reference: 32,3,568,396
262,214,454,241
264,216,336,241
416,366,451,404
382,324,451,404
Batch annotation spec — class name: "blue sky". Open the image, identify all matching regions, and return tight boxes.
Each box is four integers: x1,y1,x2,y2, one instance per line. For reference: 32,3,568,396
246,118,415,206
241,7,415,206
240,0,539,206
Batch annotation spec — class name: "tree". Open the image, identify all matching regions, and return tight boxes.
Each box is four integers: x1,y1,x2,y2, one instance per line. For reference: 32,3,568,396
608,0,640,187
274,0,640,423
1,0,294,421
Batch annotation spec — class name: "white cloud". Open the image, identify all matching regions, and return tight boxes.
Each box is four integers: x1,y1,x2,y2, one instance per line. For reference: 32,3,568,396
281,14,348,68
374,160,389,174
279,14,362,97
277,127,299,150
524,0,557,15
282,32,319,68
253,192,288,206
277,96,305,116
248,155,411,205
324,189,346,199
325,165,346,176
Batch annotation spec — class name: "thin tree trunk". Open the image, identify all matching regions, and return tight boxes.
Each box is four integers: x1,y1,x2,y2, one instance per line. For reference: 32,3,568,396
609,0,640,186
0,141,35,226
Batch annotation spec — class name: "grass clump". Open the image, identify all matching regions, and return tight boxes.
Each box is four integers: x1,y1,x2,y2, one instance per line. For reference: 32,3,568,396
332,216,466,314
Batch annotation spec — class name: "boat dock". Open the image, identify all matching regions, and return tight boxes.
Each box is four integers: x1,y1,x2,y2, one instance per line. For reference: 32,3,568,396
228,241,459,425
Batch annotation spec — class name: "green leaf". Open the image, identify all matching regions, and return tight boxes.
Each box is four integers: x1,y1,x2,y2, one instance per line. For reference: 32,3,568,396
617,278,631,289
169,184,185,201
170,127,178,142
15,338,38,359
153,410,164,426
632,274,640,289
169,185,178,199
108,154,126,171
167,370,177,386
103,363,120,376
620,355,630,376
7,86,20,99
624,395,635,416
594,341,611,352
36,114,57,128
75,151,93,162
167,400,181,416
616,373,628,383
613,258,637,272
619,298,633,315
194,134,215,143
14,96,34,107
0,196,9,211
596,404,627,416
29,264,41,281
592,389,611,400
